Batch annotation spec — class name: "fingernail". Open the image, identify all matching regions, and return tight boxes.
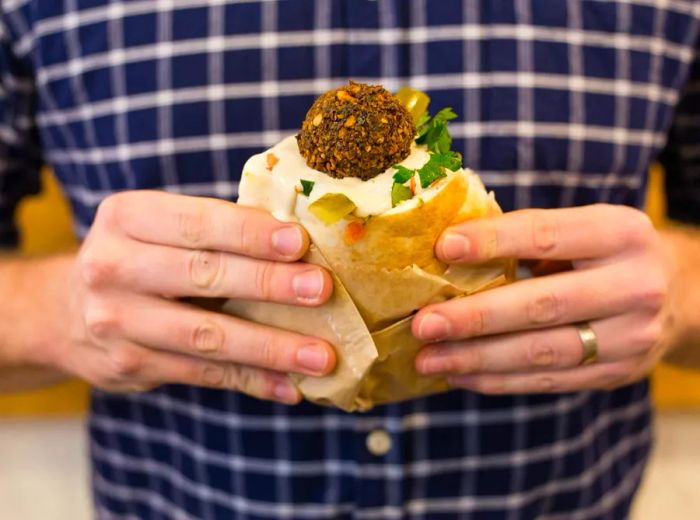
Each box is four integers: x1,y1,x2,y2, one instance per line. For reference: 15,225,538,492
419,351,452,375
272,226,303,257
440,233,470,261
274,381,300,403
293,270,324,301
418,313,451,341
296,344,329,373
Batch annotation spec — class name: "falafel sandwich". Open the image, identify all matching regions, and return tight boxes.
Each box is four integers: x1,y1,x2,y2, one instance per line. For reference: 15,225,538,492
215,82,515,411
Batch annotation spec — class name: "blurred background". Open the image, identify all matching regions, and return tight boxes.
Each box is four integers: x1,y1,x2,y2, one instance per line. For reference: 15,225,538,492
0,167,698,519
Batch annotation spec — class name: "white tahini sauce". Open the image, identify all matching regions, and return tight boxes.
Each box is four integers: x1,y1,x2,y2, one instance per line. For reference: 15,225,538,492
239,135,434,220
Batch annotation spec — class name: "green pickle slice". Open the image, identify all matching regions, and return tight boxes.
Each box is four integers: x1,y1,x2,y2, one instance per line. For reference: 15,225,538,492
308,193,357,225
391,183,413,208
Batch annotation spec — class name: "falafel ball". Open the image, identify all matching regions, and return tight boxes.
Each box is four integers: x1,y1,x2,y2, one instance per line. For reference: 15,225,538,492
296,82,415,181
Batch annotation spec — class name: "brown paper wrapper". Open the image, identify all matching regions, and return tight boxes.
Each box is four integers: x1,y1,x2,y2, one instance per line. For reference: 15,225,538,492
204,168,515,412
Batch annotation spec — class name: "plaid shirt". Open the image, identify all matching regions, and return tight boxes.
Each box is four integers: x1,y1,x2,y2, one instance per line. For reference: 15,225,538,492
2,1,700,519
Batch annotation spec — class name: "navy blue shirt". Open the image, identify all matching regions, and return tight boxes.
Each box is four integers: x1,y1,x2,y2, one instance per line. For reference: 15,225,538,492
2,1,700,519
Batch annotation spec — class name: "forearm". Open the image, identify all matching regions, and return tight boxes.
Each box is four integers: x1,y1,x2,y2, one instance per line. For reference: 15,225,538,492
0,253,75,393
660,225,700,368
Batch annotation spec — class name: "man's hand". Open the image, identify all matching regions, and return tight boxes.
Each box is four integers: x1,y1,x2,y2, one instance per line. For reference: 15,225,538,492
24,191,335,403
413,204,672,394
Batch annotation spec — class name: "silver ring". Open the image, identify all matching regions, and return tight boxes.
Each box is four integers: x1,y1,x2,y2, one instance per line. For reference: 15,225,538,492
576,322,598,366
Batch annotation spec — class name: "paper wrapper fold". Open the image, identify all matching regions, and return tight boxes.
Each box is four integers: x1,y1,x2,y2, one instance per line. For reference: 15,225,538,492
206,168,515,412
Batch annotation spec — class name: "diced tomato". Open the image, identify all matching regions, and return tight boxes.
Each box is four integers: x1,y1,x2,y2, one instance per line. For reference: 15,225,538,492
343,219,366,245
266,153,279,170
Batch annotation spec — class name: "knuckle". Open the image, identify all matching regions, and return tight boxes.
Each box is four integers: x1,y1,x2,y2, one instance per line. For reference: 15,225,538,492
255,333,284,370
459,307,487,337
84,305,120,339
478,221,499,259
253,261,276,301
525,335,558,368
635,276,668,312
533,376,558,393
231,211,257,255
530,210,559,256
200,364,226,387
178,204,208,246
94,193,125,228
191,319,225,355
108,346,144,378
526,291,564,326
224,364,255,393
453,347,482,373
619,207,654,249
80,251,118,289
633,319,664,356
188,249,225,293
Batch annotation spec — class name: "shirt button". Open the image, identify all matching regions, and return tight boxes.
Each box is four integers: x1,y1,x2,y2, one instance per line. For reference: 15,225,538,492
366,429,392,456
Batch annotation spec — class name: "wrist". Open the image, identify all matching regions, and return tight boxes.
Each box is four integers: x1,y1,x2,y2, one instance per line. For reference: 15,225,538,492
0,253,76,371
659,226,700,365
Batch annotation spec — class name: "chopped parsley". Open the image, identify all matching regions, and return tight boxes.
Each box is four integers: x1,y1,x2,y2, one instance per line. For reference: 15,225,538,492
391,94,463,206
416,151,462,188
416,107,457,154
416,154,447,188
431,149,462,171
391,150,462,193
392,165,414,184
299,179,315,197
414,110,431,132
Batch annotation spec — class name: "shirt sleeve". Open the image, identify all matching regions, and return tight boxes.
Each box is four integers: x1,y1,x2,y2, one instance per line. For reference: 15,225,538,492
659,35,700,225
0,15,43,248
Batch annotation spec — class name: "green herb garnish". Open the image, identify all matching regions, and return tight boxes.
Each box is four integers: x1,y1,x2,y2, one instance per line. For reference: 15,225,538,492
417,151,462,188
428,150,462,172
416,107,458,154
415,110,431,131
391,183,414,207
299,179,315,197
391,165,416,207
416,159,446,187
391,151,462,191
391,93,463,204
392,165,415,184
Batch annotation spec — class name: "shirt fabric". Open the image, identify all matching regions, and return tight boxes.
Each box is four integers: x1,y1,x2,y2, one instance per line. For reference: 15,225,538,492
2,1,700,519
